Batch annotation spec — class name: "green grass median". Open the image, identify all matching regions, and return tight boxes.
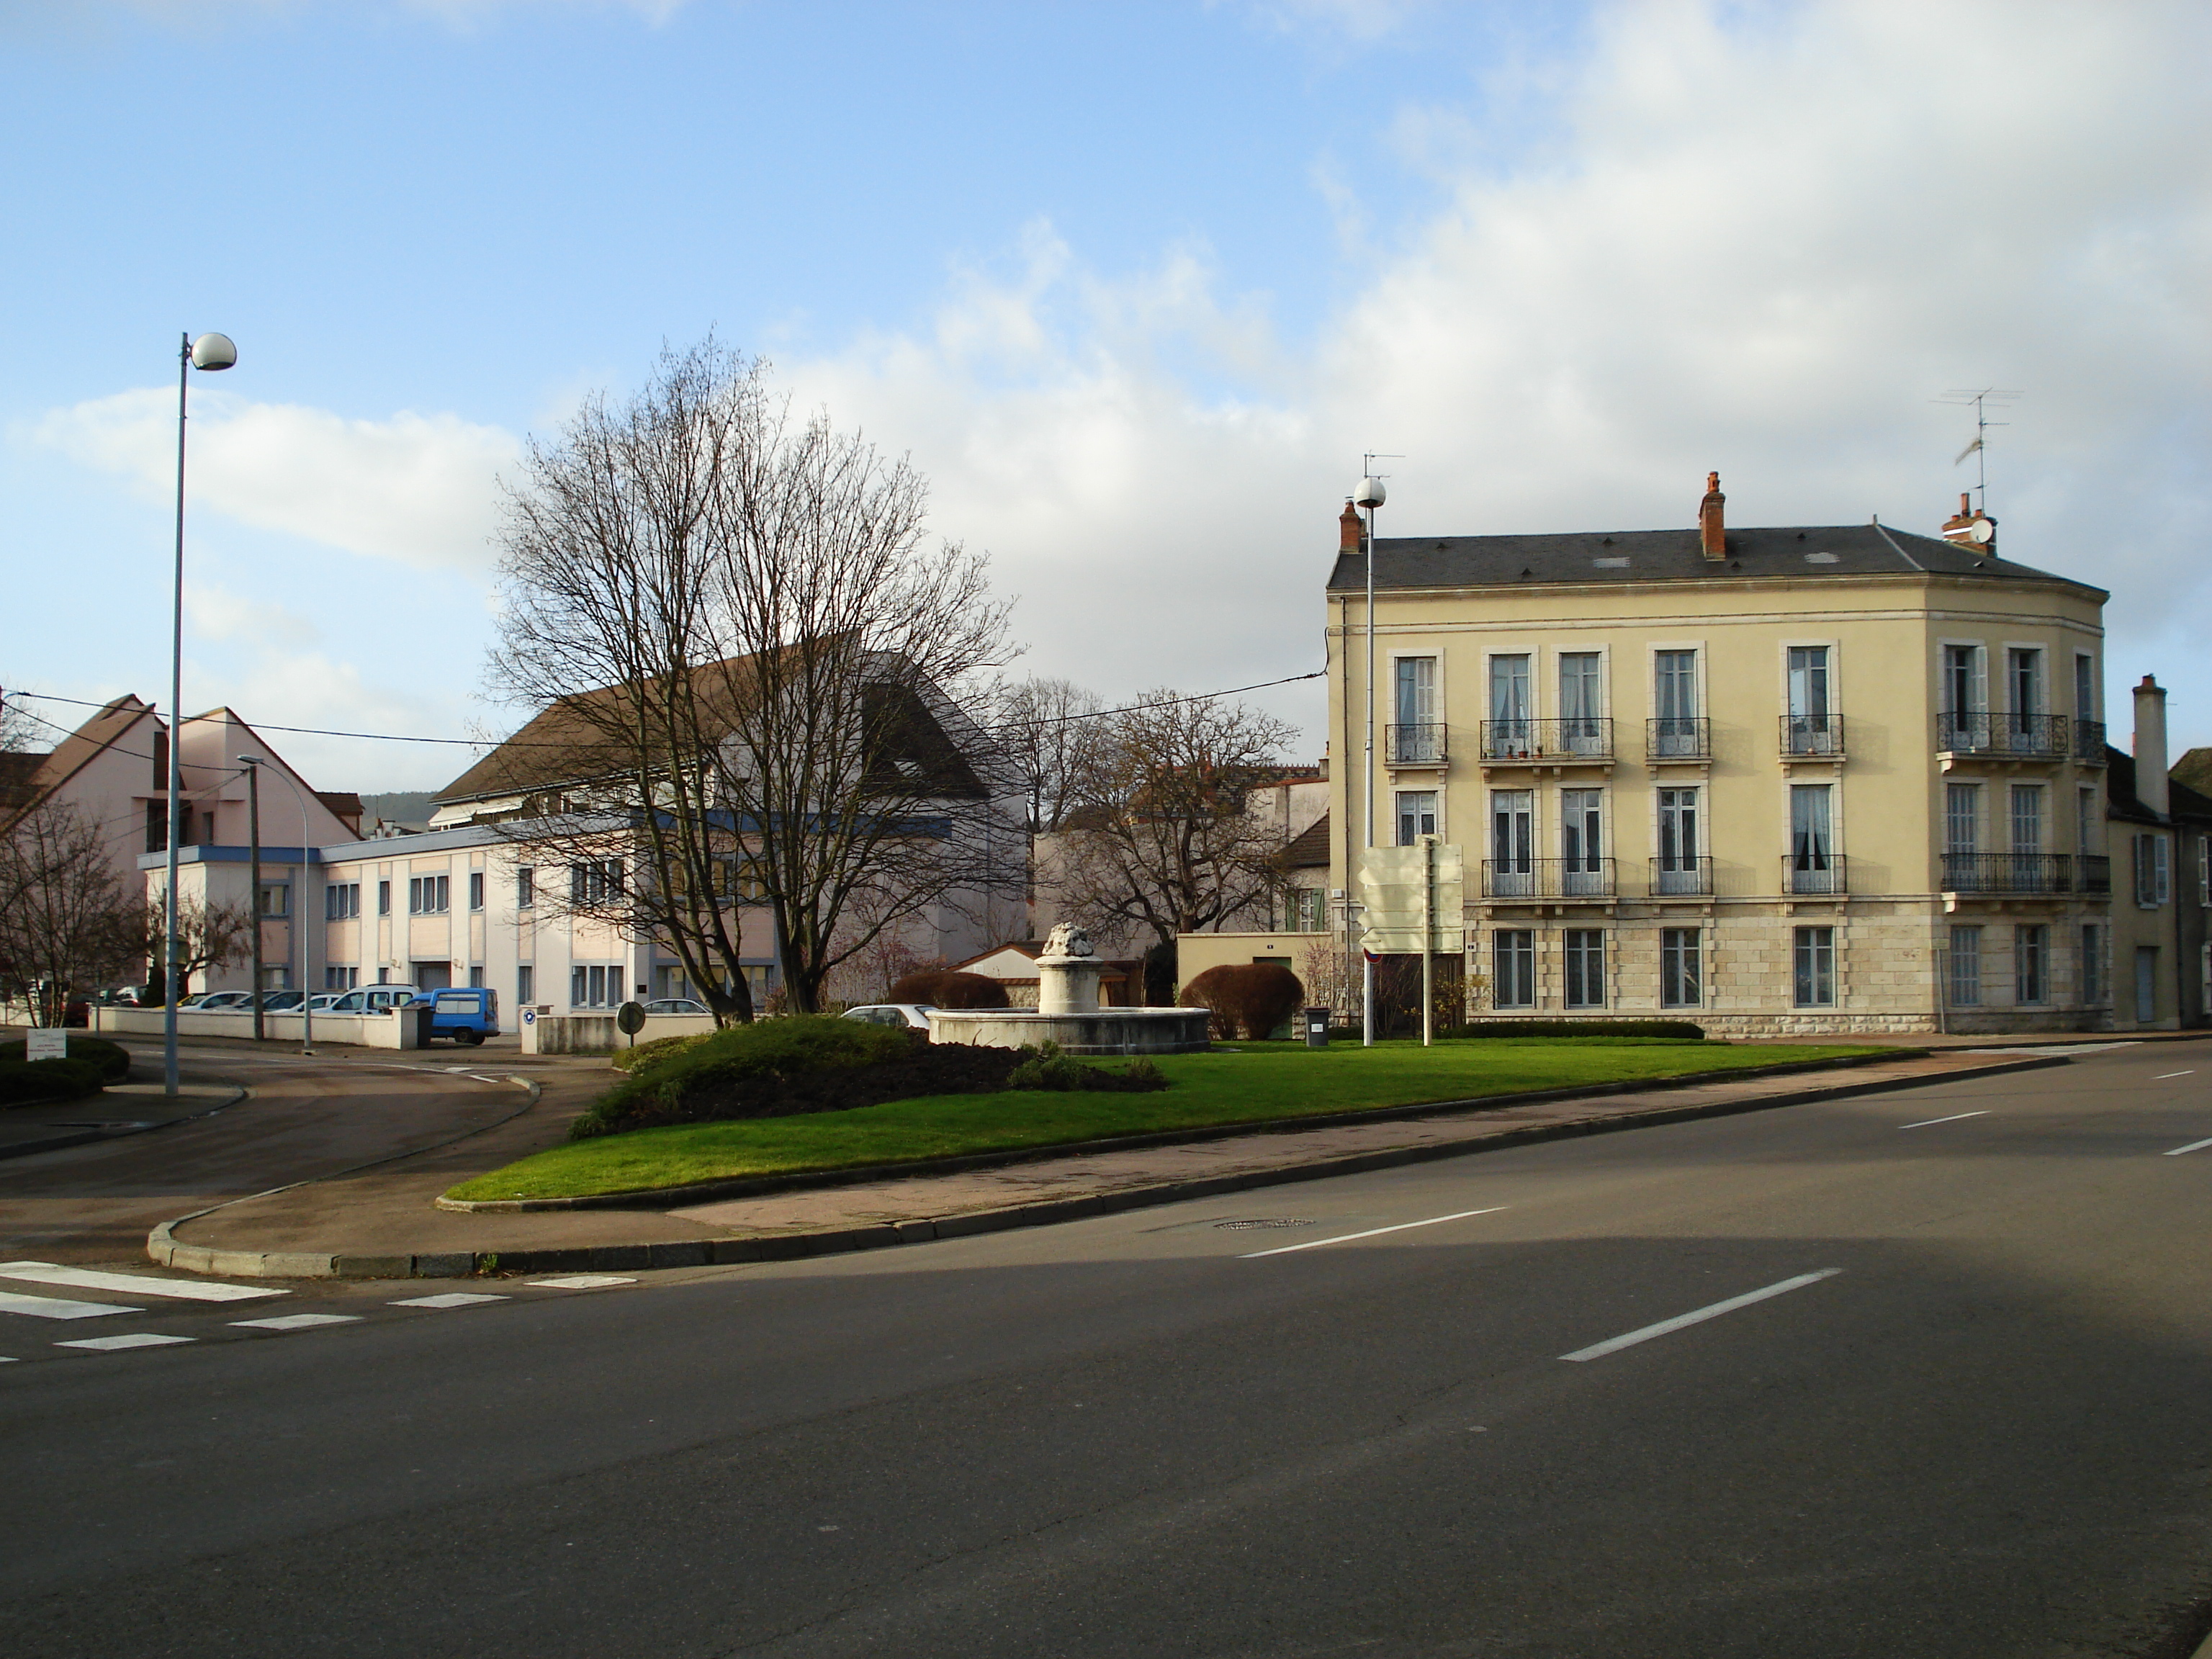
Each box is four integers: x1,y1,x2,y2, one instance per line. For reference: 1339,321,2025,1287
446,1038,1892,1204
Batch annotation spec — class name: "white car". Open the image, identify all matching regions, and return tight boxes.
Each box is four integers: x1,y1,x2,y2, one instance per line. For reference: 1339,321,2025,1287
326,985,424,1015
840,1004,936,1031
642,997,709,1015
191,991,253,1010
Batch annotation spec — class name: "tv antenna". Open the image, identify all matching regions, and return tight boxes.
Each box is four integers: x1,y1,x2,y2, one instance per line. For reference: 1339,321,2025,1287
1933,389,2020,515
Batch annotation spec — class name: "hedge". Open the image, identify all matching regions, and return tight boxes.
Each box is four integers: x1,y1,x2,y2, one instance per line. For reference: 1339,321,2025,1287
1435,1020,1707,1040
0,1057,109,1107
0,1036,130,1083
1179,963,1305,1041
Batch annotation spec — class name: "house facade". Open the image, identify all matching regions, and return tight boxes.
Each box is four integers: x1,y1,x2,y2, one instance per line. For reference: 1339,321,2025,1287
2104,679,2212,1031
1310,479,2117,1035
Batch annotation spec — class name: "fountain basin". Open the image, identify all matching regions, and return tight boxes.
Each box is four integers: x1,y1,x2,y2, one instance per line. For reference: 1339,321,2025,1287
927,1007,1210,1056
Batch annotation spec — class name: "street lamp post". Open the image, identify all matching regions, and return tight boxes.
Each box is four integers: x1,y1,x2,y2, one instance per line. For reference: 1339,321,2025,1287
162,331,237,1097
1354,472,1385,1048
238,755,315,1057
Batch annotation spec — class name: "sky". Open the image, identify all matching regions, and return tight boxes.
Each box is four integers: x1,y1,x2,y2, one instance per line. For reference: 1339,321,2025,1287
2,0,2207,793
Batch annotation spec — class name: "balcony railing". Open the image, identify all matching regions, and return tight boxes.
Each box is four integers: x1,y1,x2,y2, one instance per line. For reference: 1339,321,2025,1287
2080,853,2111,894
1780,714,1846,758
1941,852,2074,894
1936,711,2070,759
1385,722,1448,766
1481,858,1617,900
1479,718,1614,763
1646,716,1711,761
1649,856,1714,896
1783,854,1848,896
2074,719,2108,764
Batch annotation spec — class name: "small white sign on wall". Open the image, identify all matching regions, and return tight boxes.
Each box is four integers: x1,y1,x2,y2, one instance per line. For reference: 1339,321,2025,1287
26,1028,67,1062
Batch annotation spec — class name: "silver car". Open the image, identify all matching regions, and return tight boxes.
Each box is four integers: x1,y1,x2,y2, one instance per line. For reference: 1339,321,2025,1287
840,1004,936,1031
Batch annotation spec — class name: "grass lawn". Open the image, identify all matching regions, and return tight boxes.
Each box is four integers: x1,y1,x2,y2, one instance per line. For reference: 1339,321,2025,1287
447,1038,1894,1203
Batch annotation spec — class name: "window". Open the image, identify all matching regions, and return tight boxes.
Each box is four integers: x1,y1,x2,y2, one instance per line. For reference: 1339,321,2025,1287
1660,927,1701,1007
2015,924,2049,1005
2008,647,2043,718
145,799,167,854
258,966,290,992
408,874,450,914
517,964,535,1006
2200,836,2210,907
1287,889,1326,932
469,871,485,912
1489,654,1532,751
253,884,286,919
377,880,391,917
2078,788,2099,857
2135,835,2170,907
1491,931,1535,1009
1789,784,1835,891
1656,788,1700,892
2080,925,2103,1004
152,729,168,793
2009,785,2043,855
1563,930,1605,1008
1560,788,1603,894
1787,645,1831,721
1654,650,1697,726
468,964,485,989
1948,925,1982,1007
570,964,623,1007
1946,783,1979,855
571,859,624,905
2075,654,2097,725
325,883,361,921
323,966,359,990
1395,791,1437,846
1394,657,1439,760
1793,926,1835,1007
1942,643,1987,748
1490,791,1533,895
517,867,535,909
1559,653,1603,750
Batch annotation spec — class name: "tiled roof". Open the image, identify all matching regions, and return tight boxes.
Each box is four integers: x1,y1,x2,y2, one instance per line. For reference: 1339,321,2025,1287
1282,810,1330,868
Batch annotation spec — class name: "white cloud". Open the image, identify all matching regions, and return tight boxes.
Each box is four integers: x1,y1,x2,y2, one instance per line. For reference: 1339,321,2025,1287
34,389,519,575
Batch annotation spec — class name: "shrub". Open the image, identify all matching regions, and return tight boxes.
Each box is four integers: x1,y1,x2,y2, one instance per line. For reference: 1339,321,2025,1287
1004,1041,1171,1094
609,1030,719,1073
1179,962,1305,1040
1434,1020,1707,1040
575,1014,931,1137
0,1036,130,1082
886,969,1010,1010
0,1057,107,1107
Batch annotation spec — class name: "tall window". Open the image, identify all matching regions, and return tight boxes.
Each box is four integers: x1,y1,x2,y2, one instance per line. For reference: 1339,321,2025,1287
1563,930,1605,1008
2135,834,2170,907
2009,785,2044,855
2015,923,2049,1004
1491,790,1533,896
2080,925,2103,1004
517,867,535,909
408,874,450,914
1948,925,1983,1007
2074,654,2096,725
1395,791,1437,846
517,963,534,1007
1943,644,1987,749
1489,654,1532,751
1656,788,1700,892
1786,645,1833,752
1560,788,1603,894
1394,657,1439,761
377,880,391,917
1789,784,1835,890
1660,927,1701,1007
2078,788,2098,856
1492,930,1536,1010
1653,649,1698,754
2008,647,2043,737
1946,783,1979,854
1559,653,1603,751
468,871,485,912
1793,926,1835,1007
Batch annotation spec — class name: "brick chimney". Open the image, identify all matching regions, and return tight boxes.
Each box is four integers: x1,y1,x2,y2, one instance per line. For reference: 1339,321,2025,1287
1941,491,1997,552
1697,472,1725,560
1340,498,1362,554
2134,674,2170,817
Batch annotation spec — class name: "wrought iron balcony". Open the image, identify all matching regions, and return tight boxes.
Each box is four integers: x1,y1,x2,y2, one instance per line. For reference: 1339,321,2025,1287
1936,711,2070,760
1645,717,1711,762
2080,853,2111,894
1941,852,2074,894
1780,714,1846,758
2073,719,2108,764
1481,858,1617,900
1385,722,1448,766
1648,856,1714,896
1478,717,1613,763
1783,854,1848,896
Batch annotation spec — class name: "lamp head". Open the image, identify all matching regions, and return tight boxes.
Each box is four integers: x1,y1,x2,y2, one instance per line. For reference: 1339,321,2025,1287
189,333,238,372
1354,476,1386,509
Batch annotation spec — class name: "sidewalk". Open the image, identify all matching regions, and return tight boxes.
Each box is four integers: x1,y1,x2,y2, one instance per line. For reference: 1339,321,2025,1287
150,1044,2086,1280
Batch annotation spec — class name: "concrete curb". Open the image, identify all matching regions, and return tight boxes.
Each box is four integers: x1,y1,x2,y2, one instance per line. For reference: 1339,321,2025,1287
159,1051,2066,1279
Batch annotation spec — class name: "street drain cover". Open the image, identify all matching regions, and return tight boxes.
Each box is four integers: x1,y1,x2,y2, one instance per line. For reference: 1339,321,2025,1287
1213,1218,1318,1231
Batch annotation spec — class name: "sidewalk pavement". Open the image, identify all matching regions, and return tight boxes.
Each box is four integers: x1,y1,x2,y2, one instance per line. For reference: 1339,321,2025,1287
151,1044,2087,1280
0,1082,242,1161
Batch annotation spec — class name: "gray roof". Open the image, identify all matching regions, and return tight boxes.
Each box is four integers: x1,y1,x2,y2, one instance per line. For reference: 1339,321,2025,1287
1327,522,2105,598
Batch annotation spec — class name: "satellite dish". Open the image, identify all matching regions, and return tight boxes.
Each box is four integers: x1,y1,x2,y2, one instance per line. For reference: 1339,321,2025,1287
1964,518,1994,544
1354,476,1387,508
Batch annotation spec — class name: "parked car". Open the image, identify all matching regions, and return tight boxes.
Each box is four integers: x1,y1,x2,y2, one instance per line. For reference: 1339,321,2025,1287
307,993,346,1012
176,992,221,1009
192,991,253,1011
258,990,307,1012
840,1004,936,1032
409,987,499,1045
325,985,424,1015
642,997,709,1015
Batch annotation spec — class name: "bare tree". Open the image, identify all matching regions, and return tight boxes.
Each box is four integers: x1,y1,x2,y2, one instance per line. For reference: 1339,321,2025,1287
986,675,1107,837
144,893,254,1004
1055,688,1299,957
489,338,1019,1020
0,801,140,1025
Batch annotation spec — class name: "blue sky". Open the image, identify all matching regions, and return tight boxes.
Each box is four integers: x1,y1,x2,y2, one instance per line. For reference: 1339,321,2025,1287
4,1,2207,791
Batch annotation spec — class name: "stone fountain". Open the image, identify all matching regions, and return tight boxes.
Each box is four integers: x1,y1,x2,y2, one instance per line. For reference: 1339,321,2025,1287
926,925,1210,1056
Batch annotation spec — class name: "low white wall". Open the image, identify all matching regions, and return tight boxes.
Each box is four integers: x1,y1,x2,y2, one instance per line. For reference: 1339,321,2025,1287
91,1007,428,1049
518,1010,720,1054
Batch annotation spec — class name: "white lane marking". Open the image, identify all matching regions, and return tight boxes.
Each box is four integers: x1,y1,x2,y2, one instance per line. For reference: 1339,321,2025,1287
230,1313,363,1331
0,1262,285,1302
56,1333,196,1352
2154,1071,2195,1081
2162,1137,2212,1158
1240,1207,1509,1259
526,1275,636,1289
1899,1110,1990,1130
0,1356,16,1363
390,1292,508,1309
1561,1269,1844,1362
0,1290,138,1321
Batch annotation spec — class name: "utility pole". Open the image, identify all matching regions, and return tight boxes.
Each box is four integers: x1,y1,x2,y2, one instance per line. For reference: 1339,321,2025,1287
244,759,264,1040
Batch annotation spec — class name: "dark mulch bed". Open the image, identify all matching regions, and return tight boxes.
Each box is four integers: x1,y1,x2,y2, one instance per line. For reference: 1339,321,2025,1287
594,1042,1032,1135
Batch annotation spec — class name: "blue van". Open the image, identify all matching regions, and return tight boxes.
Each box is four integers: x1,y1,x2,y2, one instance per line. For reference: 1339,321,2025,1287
412,987,500,1045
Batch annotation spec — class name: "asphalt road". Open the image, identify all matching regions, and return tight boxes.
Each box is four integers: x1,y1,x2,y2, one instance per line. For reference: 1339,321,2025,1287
4,1038,2211,1658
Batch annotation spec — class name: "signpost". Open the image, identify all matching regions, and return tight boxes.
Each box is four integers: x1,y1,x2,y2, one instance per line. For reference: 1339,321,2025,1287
1354,837,1465,1046
616,1000,647,1049
26,1029,67,1063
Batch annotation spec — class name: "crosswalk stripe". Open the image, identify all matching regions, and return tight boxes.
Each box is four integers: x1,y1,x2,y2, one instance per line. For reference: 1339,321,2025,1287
390,1292,508,1309
527,1275,636,1289
230,1313,362,1331
0,1290,137,1321
56,1334,194,1351
0,1261,286,1303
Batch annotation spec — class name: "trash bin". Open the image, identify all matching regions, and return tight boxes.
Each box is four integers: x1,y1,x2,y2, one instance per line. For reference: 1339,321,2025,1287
1303,1007,1331,1048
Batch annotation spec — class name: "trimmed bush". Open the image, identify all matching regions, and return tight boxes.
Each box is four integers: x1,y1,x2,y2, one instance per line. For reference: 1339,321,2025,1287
0,1057,107,1107
609,1030,719,1073
0,1036,130,1082
1006,1042,1170,1094
1179,962,1305,1041
1436,1020,1707,1040
886,969,1010,1010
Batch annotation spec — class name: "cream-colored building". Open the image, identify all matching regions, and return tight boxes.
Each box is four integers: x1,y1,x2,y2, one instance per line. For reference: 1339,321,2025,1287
1303,479,2116,1035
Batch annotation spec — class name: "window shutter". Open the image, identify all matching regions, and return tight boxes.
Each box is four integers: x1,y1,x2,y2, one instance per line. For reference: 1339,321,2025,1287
2154,837,2171,904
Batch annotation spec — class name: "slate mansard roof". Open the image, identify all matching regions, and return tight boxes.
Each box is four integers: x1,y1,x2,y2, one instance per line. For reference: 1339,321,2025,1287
1326,522,2106,600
